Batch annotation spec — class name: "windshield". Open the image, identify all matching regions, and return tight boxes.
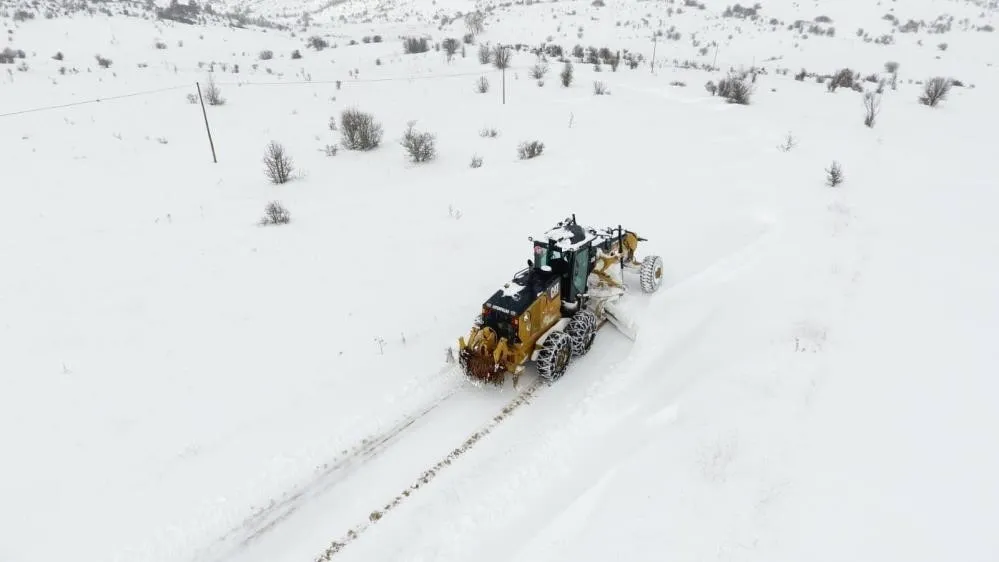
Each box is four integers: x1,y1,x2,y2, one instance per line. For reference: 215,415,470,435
533,243,548,269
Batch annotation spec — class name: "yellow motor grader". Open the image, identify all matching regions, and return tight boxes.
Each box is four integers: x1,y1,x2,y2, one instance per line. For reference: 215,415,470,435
457,215,664,385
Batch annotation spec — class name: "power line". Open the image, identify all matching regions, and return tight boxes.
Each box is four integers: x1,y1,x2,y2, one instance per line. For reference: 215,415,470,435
0,84,190,119
0,66,531,118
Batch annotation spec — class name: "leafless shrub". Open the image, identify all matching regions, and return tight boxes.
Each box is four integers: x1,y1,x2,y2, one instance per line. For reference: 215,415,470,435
52,52,64,61
705,80,718,95
826,161,843,187
95,54,112,68
259,50,273,60
155,41,168,49
777,133,796,152
260,201,291,225
723,77,753,104
529,62,549,80
919,77,951,106
203,73,225,105
474,76,490,93
442,38,460,62
470,154,483,168
403,37,430,54
263,141,294,184
308,35,328,50
827,68,855,92
493,45,511,69
324,144,338,156
479,127,499,138
560,61,574,86
863,92,881,127
400,121,437,163
291,49,302,59
466,11,485,36
477,44,491,64
592,80,609,95
340,108,383,150
186,93,198,104
517,141,544,160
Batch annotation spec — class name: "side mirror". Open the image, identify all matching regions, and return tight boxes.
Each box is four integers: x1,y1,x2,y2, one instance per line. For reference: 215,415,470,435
527,259,534,268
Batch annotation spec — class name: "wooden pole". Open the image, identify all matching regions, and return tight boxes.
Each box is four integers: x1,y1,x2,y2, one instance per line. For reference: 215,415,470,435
651,35,657,74
502,55,506,105
196,82,217,164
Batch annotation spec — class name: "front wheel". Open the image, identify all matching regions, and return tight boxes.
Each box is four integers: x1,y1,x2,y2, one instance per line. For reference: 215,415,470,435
640,255,664,293
536,331,572,381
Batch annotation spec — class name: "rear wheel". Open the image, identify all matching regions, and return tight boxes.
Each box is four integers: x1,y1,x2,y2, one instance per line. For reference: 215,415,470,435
640,255,664,293
536,331,572,381
567,310,598,357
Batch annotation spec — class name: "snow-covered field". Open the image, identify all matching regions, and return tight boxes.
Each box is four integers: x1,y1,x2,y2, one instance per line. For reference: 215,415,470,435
2,0,998,561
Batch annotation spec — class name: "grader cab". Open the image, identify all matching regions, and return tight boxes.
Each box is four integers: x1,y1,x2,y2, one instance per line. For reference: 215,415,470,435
457,215,664,386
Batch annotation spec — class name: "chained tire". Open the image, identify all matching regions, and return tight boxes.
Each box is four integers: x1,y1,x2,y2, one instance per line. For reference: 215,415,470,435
567,310,598,357
536,330,572,382
640,255,664,293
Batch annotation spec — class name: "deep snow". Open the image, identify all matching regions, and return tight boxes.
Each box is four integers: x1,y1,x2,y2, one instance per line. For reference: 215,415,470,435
2,1,998,561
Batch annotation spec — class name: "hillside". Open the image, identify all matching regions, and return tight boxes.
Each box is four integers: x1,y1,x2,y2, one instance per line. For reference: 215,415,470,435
1,1,998,562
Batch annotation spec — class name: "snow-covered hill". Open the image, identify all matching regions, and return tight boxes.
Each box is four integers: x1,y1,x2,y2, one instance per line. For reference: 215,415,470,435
2,1,998,561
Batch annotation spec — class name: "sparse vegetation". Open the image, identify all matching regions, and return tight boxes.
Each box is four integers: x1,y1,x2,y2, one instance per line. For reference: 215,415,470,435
518,141,545,160
493,45,512,69
203,73,224,106
403,37,430,54
95,55,113,68
470,154,483,168
340,108,383,150
826,161,844,187
308,35,329,50
529,63,549,80
477,44,491,64
475,76,490,93
260,201,291,225
593,81,609,95
480,127,499,138
442,38,460,62
263,142,294,184
560,61,574,87
919,77,951,107
400,121,437,163
259,50,274,60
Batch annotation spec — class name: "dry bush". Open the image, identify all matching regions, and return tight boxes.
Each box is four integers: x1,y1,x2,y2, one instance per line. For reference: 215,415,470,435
529,62,549,80
308,35,328,50
593,80,609,95
477,43,491,64
203,73,224,105
466,11,485,36
400,121,437,163
340,108,383,150
493,45,512,69
260,201,291,225
705,80,718,95
724,77,753,104
404,37,430,54
442,38,460,62
826,161,843,187
479,127,499,138
518,141,544,160
560,61,574,86
259,50,273,60
470,154,483,168
95,54,112,68
263,141,294,184
919,77,951,107
475,76,490,93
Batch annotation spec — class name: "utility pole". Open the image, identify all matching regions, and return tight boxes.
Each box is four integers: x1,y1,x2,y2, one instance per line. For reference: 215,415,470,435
651,34,657,74
196,82,217,164
502,62,506,105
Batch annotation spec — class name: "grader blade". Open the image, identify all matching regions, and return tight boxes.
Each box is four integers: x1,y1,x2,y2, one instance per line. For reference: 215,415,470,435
603,301,638,341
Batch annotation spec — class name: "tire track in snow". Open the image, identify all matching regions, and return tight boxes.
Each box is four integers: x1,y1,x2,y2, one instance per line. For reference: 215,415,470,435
312,377,545,561
199,371,465,562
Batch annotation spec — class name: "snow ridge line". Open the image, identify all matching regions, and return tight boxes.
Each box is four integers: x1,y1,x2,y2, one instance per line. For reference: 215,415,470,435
313,378,546,561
